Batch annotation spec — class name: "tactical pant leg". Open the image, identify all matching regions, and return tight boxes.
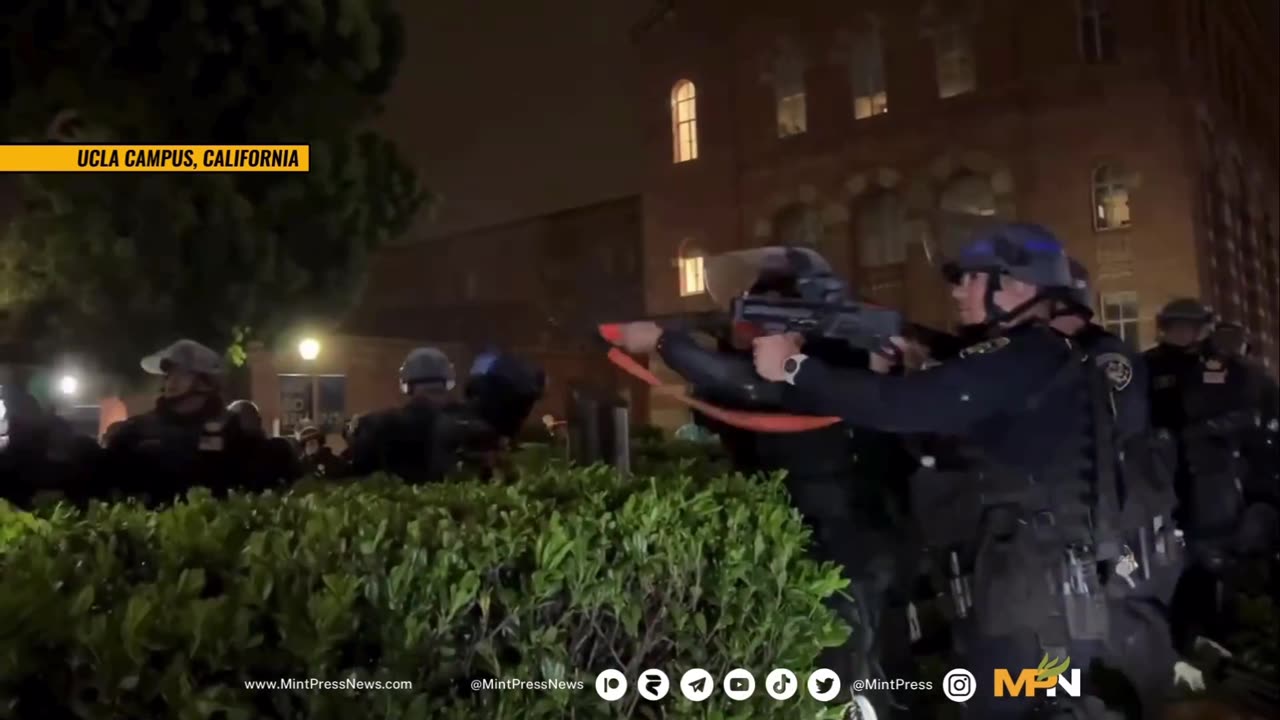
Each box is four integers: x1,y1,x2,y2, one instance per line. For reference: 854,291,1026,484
1101,597,1177,720
808,519,894,697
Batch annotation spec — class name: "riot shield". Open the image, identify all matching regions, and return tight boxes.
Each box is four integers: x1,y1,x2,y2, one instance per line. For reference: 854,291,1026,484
704,246,840,307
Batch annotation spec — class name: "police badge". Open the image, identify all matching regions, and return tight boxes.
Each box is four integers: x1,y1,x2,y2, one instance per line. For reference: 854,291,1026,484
1096,352,1133,391
959,336,1011,358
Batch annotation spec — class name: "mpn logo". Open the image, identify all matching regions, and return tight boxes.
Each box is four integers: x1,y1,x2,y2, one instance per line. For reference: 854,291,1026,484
994,655,1081,698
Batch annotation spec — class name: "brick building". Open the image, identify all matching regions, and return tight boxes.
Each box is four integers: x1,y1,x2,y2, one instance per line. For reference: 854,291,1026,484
246,196,650,439
632,0,1278,424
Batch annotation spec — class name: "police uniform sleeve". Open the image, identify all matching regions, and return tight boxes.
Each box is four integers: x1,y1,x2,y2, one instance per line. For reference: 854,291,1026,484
782,331,1071,435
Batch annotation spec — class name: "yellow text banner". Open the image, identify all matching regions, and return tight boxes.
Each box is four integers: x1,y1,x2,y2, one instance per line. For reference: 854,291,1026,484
0,144,310,172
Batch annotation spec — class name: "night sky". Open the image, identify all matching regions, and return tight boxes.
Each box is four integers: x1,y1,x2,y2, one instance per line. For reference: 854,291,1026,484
379,0,648,242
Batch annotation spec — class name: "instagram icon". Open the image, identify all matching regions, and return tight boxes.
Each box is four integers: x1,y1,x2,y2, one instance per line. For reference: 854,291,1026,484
942,669,976,703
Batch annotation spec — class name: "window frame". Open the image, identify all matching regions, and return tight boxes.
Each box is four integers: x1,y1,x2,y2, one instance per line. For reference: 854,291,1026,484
850,26,889,119
1098,291,1141,348
670,80,699,164
677,249,706,297
1091,164,1132,232
774,50,808,137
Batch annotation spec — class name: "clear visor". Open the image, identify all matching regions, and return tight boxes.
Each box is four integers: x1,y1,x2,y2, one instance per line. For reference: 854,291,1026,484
704,246,833,307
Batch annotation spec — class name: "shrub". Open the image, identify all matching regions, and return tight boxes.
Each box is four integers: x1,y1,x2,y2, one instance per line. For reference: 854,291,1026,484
0,462,852,719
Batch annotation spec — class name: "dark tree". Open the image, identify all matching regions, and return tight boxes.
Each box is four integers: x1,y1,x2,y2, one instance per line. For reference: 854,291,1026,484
0,0,427,381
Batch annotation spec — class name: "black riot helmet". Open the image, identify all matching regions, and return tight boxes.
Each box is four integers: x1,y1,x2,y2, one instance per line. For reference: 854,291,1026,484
1156,298,1213,329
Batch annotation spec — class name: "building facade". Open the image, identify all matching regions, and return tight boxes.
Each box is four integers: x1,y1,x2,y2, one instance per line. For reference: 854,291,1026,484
633,0,1278,424
247,196,651,439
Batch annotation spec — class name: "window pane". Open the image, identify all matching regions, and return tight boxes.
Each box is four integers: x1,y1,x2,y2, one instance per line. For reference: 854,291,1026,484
679,255,706,296
315,376,347,434
1093,167,1131,230
671,81,699,163
851,31,889,119
278,375,313,437
777,93,807,136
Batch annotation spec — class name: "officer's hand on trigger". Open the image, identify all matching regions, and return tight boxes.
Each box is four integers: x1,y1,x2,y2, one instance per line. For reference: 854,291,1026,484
617,321,663,355
752,332,805,381
891,336,934,373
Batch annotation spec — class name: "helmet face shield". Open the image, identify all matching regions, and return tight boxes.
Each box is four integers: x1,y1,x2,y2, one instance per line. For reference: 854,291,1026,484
704,246,835,307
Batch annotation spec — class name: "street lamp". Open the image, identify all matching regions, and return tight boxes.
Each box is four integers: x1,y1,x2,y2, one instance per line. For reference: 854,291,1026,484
58,374,80,397
298,338,321,361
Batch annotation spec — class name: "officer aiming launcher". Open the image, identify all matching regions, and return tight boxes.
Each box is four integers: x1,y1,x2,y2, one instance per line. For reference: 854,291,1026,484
710,246,903,354
607,246,950,357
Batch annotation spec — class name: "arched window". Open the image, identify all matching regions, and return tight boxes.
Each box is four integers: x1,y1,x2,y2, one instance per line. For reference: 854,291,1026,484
937,171,997,253
1092,165,1131,230
773,204,822,246
677,240,706,296
671,80,698,163
855,191,906,267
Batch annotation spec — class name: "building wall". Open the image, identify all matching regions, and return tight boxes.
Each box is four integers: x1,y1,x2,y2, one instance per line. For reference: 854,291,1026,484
245,195,653,435
633,0,1278,428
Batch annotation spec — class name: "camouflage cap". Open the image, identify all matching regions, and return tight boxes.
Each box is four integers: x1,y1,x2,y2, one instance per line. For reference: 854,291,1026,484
141,339,226,376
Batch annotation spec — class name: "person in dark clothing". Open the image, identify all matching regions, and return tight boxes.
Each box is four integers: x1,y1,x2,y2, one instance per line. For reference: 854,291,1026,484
102,339,259,503
296,425,348,478
227,399,301,489
752,224,1161,719
612,247,906,713
1,382,100,506
348,347,458,484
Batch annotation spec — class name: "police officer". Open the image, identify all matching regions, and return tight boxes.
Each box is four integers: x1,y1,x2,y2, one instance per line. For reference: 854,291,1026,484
348,347,458,483
103,339,257,502
227,399,301,489
296,425,347,478
1206,322,1280,554
1050,259,1184,718
753,224,1147,719
614,247,907,713
1152,304,1269,653
456,350,546,481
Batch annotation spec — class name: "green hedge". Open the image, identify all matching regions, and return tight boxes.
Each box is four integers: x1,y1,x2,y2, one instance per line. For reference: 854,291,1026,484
0,460,852,719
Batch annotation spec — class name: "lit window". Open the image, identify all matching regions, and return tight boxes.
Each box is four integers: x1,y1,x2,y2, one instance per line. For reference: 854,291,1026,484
1100,291,1141,349
671,80,698,163
850,26,889,119
775,49,807,137
1079,0,1117,63
856,191,906,267
1092,165,1131,230
774,204,822,246
678,252,706,297
934,25,976,99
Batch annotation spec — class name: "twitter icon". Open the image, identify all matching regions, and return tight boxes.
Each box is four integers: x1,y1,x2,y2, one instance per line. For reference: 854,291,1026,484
807,668,841,702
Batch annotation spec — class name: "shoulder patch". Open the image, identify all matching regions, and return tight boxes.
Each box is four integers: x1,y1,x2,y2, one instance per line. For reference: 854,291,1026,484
1096,352,1133,391
959,336,1011,358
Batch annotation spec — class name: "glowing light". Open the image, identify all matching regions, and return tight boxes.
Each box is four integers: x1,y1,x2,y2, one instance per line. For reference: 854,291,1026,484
298,338,321,361
59,375,80,396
